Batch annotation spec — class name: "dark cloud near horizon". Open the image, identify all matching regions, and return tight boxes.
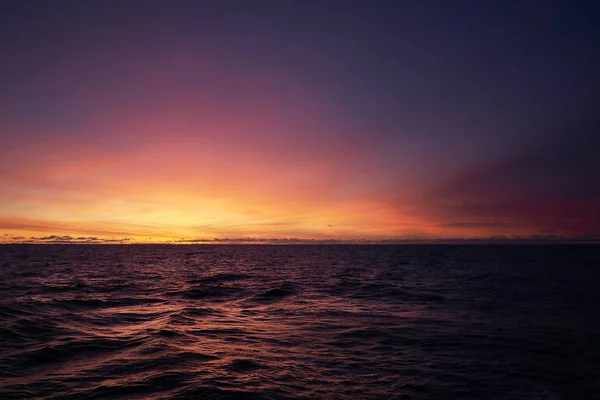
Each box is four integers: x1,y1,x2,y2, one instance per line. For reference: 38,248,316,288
441,222,522,229
2,235,133,244
4,235,599,245
424,103,600,235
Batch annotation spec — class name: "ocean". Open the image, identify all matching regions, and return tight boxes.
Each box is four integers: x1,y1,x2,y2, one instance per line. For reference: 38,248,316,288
0,244,599,399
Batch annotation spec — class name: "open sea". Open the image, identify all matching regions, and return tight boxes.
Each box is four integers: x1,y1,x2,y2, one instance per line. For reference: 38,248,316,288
0,244,599,399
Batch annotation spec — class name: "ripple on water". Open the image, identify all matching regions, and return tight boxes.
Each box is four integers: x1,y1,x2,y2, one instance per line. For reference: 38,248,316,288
0,244,599,399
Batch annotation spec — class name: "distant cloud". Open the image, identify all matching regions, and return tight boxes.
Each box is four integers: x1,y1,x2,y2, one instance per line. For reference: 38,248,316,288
416,106,600,237
1,235,132,244
168,236,600,244
441,222,522,228
2,233,598,244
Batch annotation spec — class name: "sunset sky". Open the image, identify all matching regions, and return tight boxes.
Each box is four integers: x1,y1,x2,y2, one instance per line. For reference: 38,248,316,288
1,1,599,243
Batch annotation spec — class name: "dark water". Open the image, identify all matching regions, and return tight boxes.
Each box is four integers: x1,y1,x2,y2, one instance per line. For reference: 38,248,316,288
1,245,599,399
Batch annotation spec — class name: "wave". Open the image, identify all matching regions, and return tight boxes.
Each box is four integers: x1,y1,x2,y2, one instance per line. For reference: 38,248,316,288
1,244,598,399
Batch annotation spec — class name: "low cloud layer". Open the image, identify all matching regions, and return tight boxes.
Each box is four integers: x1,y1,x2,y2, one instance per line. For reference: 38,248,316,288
1,235,132,244
413,106,600,237
2,234,598,245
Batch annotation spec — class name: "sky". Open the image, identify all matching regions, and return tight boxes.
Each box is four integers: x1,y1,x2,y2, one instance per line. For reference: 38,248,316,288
1,0,599,243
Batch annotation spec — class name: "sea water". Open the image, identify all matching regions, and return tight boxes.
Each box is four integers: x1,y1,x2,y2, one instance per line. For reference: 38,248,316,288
1,244,599,399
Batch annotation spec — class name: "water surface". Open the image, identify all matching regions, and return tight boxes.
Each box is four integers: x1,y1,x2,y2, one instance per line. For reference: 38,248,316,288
1,245,599,399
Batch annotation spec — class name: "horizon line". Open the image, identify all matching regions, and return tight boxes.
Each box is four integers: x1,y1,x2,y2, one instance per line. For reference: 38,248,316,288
2,236,600,245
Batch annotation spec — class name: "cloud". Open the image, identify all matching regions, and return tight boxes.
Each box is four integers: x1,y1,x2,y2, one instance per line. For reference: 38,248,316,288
0,234,132,244
414,105,600,236
4,234,597,244
441,222,522,228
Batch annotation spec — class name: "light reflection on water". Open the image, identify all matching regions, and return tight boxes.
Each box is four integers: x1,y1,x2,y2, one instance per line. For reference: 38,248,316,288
0,244,599,399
